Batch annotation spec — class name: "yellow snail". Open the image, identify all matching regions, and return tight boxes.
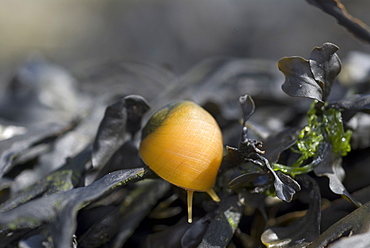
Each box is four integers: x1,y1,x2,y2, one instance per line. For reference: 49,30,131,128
139,101,223,223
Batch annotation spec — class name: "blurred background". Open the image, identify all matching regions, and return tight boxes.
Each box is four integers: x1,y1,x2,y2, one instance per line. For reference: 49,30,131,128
0,0,370,82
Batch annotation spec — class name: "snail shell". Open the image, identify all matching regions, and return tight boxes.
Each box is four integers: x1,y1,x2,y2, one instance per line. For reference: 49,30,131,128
139,101,223,223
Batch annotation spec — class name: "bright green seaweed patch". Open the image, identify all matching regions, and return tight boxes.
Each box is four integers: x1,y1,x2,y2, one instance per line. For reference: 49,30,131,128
323,107,352,156
272,101,352,177
291,102,324,168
